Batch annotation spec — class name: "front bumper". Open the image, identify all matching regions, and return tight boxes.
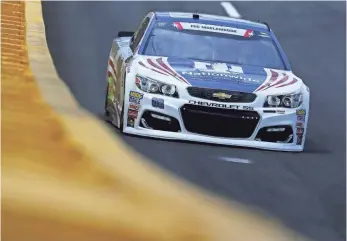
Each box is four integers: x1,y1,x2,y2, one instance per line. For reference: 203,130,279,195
123,92,308,152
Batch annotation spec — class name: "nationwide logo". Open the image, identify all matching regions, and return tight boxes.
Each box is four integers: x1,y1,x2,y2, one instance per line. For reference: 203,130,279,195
180,71,262,83
212,92,232,99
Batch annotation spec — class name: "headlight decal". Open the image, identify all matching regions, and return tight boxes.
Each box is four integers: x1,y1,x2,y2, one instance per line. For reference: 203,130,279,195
135,75,179,98
264,92,303,108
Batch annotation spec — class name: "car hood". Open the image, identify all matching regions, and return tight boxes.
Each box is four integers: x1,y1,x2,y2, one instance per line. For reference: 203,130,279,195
135,56,300,93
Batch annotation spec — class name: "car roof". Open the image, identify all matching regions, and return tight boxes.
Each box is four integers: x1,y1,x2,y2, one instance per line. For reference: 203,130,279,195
154,12,269,32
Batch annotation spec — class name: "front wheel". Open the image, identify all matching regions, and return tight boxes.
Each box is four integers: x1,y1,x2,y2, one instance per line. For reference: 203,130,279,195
118,98,125,133
105,82,124,132
104,83,111,119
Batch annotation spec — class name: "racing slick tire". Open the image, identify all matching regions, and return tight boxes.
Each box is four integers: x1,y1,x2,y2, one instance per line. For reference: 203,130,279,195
118,102,125,133
104,82,111,120
104,80,125,133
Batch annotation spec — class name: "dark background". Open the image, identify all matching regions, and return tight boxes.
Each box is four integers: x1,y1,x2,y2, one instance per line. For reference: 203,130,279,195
42,2,346,241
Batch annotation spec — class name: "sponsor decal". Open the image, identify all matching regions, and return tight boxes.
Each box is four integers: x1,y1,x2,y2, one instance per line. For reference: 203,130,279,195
189,100,238,109
172,22,254,38
127,117,135,128
188,100,252,110
296,109,306,116
296,128,304,135
242,106,254,111
296,134,303,145
296,122,304,128
130,91,143,99
263,110,276,113
180,71,261,84
127,109,138,119
129,91,143,104
297,115,305,122
276,110,285,114
129,103,140,111
194,62,243,74
152,97,164,109
296,109,306,131
129,96,141,104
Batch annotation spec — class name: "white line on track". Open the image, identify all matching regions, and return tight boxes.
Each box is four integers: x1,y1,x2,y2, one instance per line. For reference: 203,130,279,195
220,2,241,19
218,156,252,164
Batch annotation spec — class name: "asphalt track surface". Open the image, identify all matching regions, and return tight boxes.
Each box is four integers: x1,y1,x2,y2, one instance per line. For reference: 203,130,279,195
42,2,346,241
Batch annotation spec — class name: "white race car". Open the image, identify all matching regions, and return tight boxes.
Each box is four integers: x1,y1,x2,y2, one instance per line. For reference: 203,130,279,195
105,12,310,152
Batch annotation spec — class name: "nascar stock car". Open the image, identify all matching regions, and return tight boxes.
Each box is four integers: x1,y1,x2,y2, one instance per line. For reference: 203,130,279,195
104,12,310,152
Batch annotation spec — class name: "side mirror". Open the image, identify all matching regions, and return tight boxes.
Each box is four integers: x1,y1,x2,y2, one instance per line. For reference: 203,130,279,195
118,31,135,38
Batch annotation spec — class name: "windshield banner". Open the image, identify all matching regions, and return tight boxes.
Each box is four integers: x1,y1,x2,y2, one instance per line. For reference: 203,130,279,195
173,22,254,38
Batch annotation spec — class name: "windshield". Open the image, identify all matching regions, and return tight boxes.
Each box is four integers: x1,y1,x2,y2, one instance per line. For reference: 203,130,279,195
142,21,286,70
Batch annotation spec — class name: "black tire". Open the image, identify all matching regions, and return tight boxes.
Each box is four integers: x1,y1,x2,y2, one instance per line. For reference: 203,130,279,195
119,80,126,133
119,103,124,133
105,81,124,132
106,74,126,132
104,82,111,119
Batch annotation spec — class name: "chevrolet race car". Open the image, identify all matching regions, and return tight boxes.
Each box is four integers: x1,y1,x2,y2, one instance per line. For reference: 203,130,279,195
105,12,310,152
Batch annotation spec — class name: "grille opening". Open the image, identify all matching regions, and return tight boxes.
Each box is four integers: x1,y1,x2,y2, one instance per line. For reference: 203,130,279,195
187,87,257,103
140,111,181,132
180,104,260,138
255,125,293,143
